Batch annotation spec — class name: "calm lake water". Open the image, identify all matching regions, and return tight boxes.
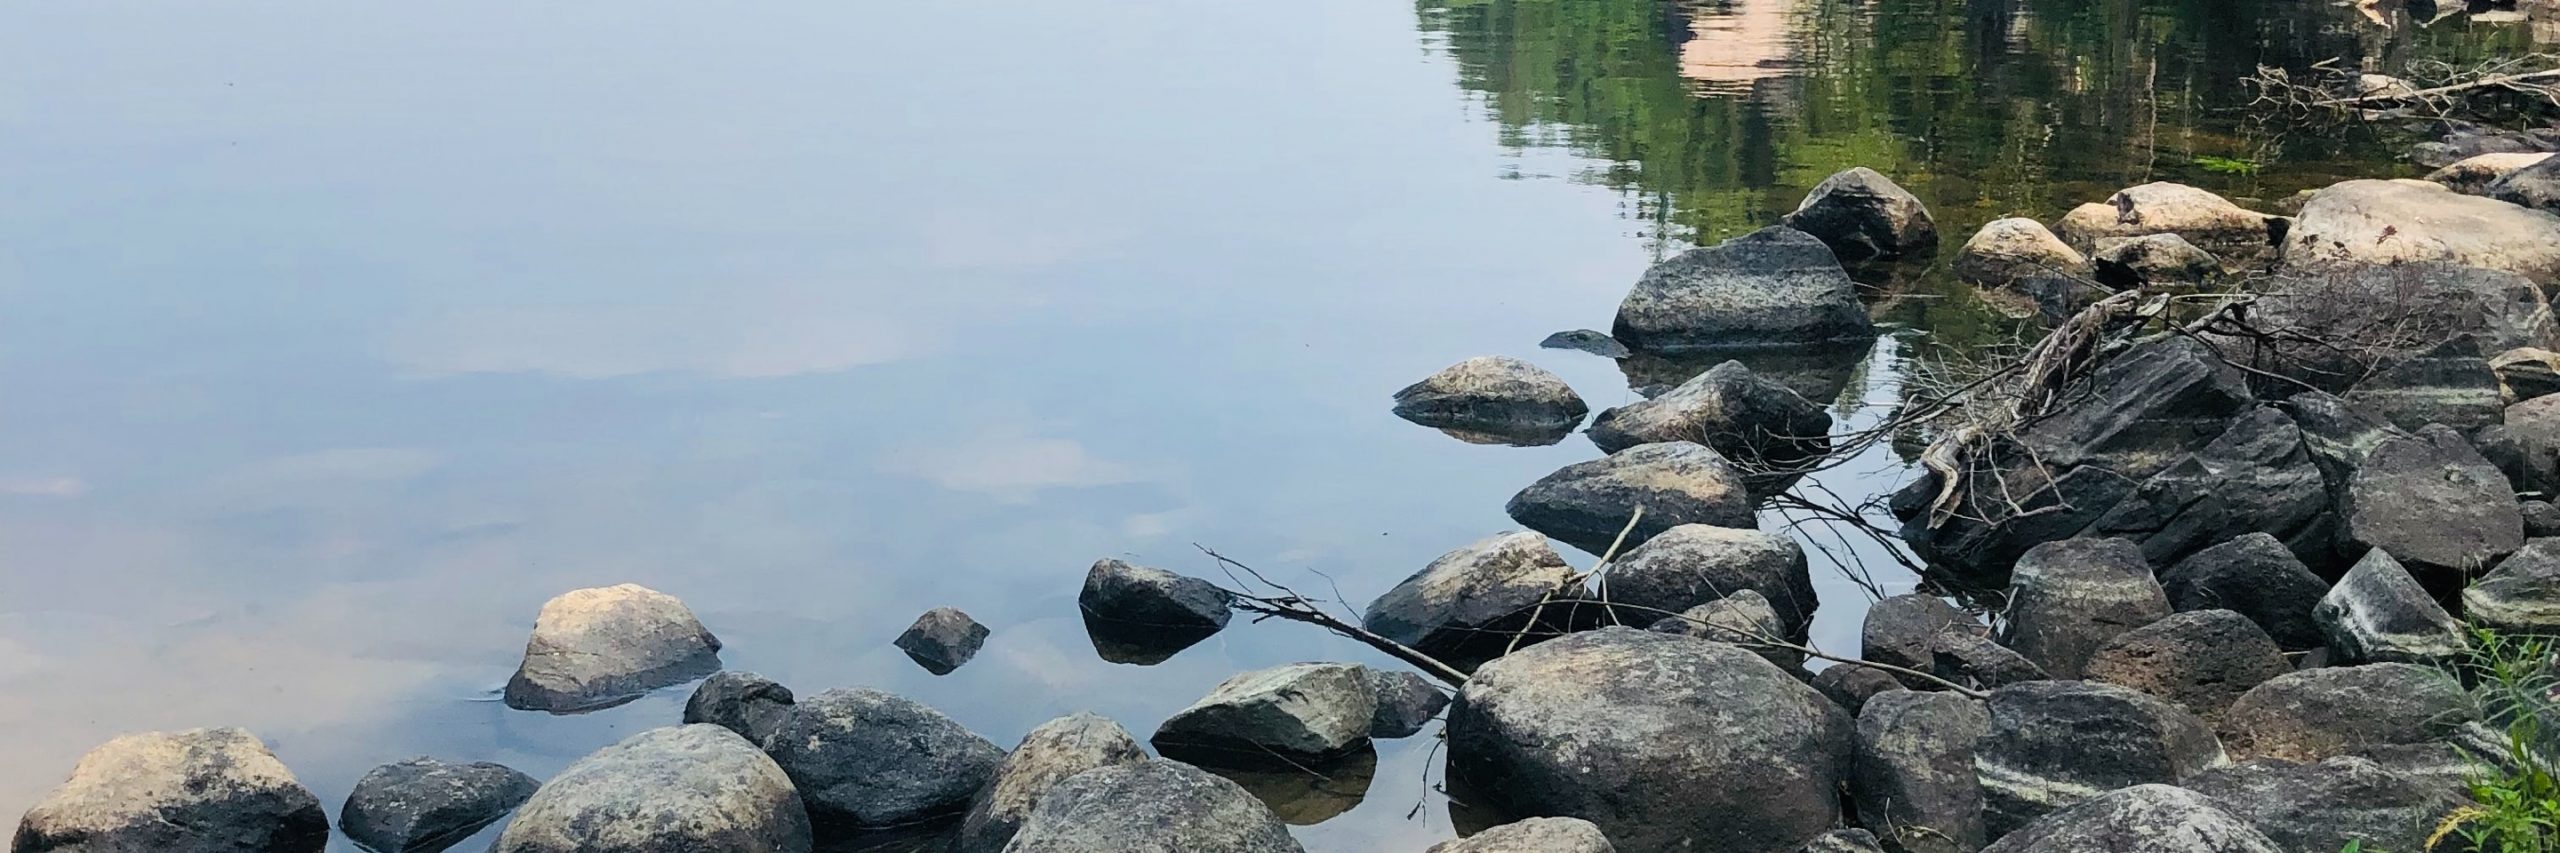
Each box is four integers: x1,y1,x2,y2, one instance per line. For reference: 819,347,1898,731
0,0,2545,849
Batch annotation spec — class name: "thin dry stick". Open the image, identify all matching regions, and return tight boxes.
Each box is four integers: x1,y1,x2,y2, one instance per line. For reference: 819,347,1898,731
1505,506,1645,656
1620,600,1987,699
1198,545,1472,687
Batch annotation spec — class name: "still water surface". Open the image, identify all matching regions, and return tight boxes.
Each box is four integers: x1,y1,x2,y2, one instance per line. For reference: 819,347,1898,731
0,0,2543,848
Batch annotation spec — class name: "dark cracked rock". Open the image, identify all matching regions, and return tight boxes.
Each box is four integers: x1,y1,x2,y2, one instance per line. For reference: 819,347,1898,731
2343,336,2507,433
1587,360,1833,482
2081,610,2289,725
1979,784,2279,853
2464,537,2560,634
954,712,1147,853
1862,594,1972,687
1781,167,1940,263
1360,531,1578,666
2219,262,2559,397
2084,406,2336,569
2528,498,2560,537
2158,533,2329,651
1612,226,1875,354
340,757,537,853
1364,667,1451,739
894,606,990,675
764,687,1006,828
2221,663,2474,762
2181,756,2465,853
1505,442,1757,556
1079,558,1233,661
1974,680,2224,838
1152,662,1378,766
1608,523,1815,638
494,725,811,853
1392,356,1590,446
1853,690,1990,853
502,583,723,714
1448,627,1851,853
12,728,329,853
1998,538,2171,680
1002,760,1303,853
2314,549,2468,666
683,671,797,747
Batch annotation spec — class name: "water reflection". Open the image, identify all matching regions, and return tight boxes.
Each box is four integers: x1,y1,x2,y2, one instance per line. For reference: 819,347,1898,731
1679,0,1807,93
1198,747,1380,825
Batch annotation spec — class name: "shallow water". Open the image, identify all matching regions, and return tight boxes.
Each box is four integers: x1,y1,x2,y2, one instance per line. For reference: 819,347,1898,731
0,0,2543,849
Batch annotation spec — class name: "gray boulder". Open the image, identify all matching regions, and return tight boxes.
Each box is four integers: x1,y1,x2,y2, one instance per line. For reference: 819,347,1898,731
495,725,811,853
2342,425,2522,583
2218,262,2558,395
895,606,990,675
2314,549,2467,665
1780,167,1940,262
684,671,796,747
2157,533,2329,651
2343,337,2507,432
2427,151,2553,194
1504,442,1757,556
1392,356,1591,445
1152,663,1378,765
1862,594,1970,686
2528,499,2560,537
1364,667,1450,738
2221,663,2473,761
1974,681,2224,837
502,583,723,713
1814,664,1908,715
2055,182,2283,264
2284,179,2560,285
1587,360,1833,481
1001,760,1302,853
2463,537,2560,634
1079,559,1233,660
1612,226,1875,353
2491,151,2560,211
1853,691,1990,853
2081,610,2289,725
763,687,1005,827
1427,817,1616,853
1360,531,1577,665
2092,234,2222,288
1607,523,1814,637
954,712,1146,853
1447,627,1851,853
12,728,328,853
1999,538,2170,680
1930,630,2051,690
1979,785,2279,853
2491,392,2560,498
340,757,536,853
2181,756,2465,853
1650,590,1801,668
2494,346,2560,405
1955,217,2087,287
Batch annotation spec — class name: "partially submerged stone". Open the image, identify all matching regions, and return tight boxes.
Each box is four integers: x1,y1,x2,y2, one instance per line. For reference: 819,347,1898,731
2284,179,2560,285
1504,442,1757,556
895,606,990,675
2157,533,2328,651
2182,756,2465,853
763,687,1005,827
1152,662,1379,766
1780,167,1940,262
495,725,811,853
1364,667,1451,739
2427,151,2553,195
1447,627,1850,852
2221,663,2473,761
1587,360,1832,481
1427,817,1615,853
13,728,329,853
341,758,538,853
2463,538,2560,634
1955,217,2087,287
1540,329,1630,359
1360,531,1577,665
1853,690,1989,853
1392,356,1591,445
1002,760,1303,853
2054,182,2283,264
2080,610,2288,724
1080,559,1232,661
1612,226,1875,353
1998,538,2169,679
1973,680,2223,837
1607,523,1815,637
1978,785,2279,853
684,671,797,747
2092,233,2222,288
502,583,723,713
2314,549,2467,665
954,712,1146,853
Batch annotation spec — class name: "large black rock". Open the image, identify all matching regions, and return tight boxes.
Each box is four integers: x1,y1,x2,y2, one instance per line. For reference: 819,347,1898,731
2465,537,2560,634
1079,559,1233,660
2314,549,2467,666
1998,538,2170,680
2340,424,2523,585
2081,610,2288,725
1852,691,1989,853
2157,533,2329,651
1587,360,1832,482
1780,167,1940,262
340,757,537,853
763,688,1006,828
1612,226,1875,353
683,671,797,747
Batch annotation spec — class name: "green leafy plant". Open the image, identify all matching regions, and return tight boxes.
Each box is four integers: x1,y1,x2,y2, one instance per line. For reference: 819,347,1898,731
2433,628,2560,851
2192,155,2263,175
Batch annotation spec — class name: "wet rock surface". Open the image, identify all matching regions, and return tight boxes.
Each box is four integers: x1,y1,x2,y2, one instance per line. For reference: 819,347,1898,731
1427,816,1616,853
495,725,812,853
1540,329,1630,358
2181,756,2463,853
1852,690,1989,853
1973,680,2224,837
1448,627,1850,853
12,727,330,853
2314,549,2467,665
340,757,537,853
1586,360,1832,478
1152,662,1378,765
2465,537,2560,634
503,583,723,713
1612,226,1875,353
954,712,1146,853
1079,558,1233,659
763,687,1006,828
1002,760,1303,853
2080,610,2289,724
1392,356,1591,444
1505,442,1758,555
1979,784,2279,853
683,670,797,747
2157,533,2330,651
2084,406,2336,568
2221,662,2473,761
1361,531,1578,664
894,606,990,675
1956,217,2087,286
1608,522,1815,637
1363,667,1450,738
1998,538,2170,679
1780,167,1939,262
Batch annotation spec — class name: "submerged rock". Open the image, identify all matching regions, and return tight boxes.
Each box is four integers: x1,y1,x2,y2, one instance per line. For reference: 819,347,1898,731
1607,523,1814,637
1973,680,2223,837
1364,667,1451,738
2341,425,2522,584
2182,756,2464,853
2157,532,2328,651
1853,691,1990,853
2081,610,2288,724
502,583,723,713
1152,663,1378,765
684,671,797,747
495,725,811,853
2284,179,2560,284
1504,442,1757,556
1587,360,1833,481
2314,549,2467,665
763,687,1006,827
1002,760,1303,853
1360,531,1577,665
895,606,990,675
1427,817,1615,853
1861,593,1970,686
1199,748,1376,825
1540,329,1630,359
12,728,329,853
1612,226,1875,354
2054,182,2284,264
2221,663,2473,761
1955,217,2088,287
2427,151,2552,195
1447,627,1850,853
1999,538,2170,680
2092,233,2222,288
954,712,1146,853
1392,356,1591,444
340,758,538,853
2463,538,2560,634
1978,785,2279,853
2491,151,2560,211
1079,559,1232,661
1781,167,1940,262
